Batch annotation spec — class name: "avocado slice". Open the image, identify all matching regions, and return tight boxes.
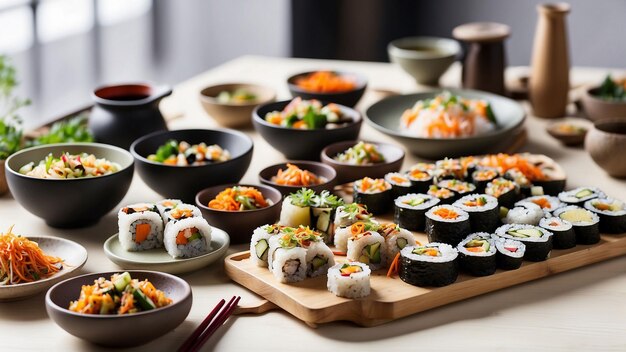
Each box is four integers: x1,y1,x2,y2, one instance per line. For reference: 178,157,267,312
133,288,156,311
255,239,269,260
114,272,132,292
367,243,382,263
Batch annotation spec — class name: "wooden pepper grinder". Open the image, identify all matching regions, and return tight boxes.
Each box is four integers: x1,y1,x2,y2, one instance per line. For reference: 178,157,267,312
453,22,510,96
529,3,571,118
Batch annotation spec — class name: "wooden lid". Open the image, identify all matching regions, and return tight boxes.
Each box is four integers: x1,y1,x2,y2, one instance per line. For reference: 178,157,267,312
452,22,510,43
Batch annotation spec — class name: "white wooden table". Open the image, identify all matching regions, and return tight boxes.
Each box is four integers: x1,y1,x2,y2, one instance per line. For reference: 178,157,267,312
1,55,625,351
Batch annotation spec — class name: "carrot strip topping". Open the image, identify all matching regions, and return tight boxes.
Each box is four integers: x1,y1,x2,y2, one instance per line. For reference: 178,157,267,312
271,163,324,187
386,252,402,278
295,71,357,93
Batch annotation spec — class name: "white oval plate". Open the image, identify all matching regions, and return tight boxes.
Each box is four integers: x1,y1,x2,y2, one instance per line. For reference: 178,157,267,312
103,227,230,274
0,235,88,302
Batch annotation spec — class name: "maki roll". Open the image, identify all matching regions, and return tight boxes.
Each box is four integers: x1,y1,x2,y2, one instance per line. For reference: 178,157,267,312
428,185,457,204
554,206,601,244
118,203,164,251
385,172,413,198
425,205,471,246
399,243,458,287
164,204,202,224
378,223,417,260
155,199,182,224
453,194,499,233
406,168,434,194
522,195,562,214
250,224,283,267
503,201,544,226
539,217,576,249
437,179,477,198
471,168,499,193
457,233,497,276
495,224,553,262
494,238,526,270
434,158,465,182
504,168,532,196
164,216,211,259
305,240,335,277
558,187,605,205
279,189,343,243
394,193,440,231
347,230,387,270
353,177,392,215
334,203,372,228
327,262,371,299
485,177,518,208
585,198,626,234
334,220,379,253
267,234,307,283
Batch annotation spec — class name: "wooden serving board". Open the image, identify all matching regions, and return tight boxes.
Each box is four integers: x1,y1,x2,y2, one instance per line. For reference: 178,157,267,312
225,230,626,327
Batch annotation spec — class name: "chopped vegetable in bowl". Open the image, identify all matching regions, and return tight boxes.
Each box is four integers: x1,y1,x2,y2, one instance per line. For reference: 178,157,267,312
264,97,352,129
333,141,385,165
294,71,357,93
147,139,230,166
596,75,626,101
216,89,257,104
208,186,270,211
19,152,120,179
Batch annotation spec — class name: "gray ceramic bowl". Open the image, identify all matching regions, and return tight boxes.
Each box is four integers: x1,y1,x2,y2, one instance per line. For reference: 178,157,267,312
131,129,253,202
286,71,367,107
585,119,626,177
5,143,134,228
45,270,192,347
320,140,405,184
581,86,626,122
365,89,526,159
258,161,338,196
388,36,461,85
199,83,276,128
252,100,362,160
195,183,283,244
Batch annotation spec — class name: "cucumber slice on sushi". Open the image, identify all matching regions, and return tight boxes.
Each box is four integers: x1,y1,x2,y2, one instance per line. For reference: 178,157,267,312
495,224,553,262
457,233,497,277
554,205,601,244
399,243,459,287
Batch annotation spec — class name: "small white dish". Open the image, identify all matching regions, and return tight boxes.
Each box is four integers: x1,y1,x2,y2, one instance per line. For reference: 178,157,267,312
103,227,230,274
0,235,88,302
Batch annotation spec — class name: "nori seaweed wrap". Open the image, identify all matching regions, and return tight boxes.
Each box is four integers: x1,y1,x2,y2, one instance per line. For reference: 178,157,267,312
494,238,526,270
457,233,497,276
485,177,519,208
471,168,499,193
394,193,440,231
438,179,477,198
406,168,434,194
353,177,393,215
495,224,553,262
385,172,414,199
554,206,601,244
584,198,626,234
558,187,605,206
399,243,458,287
427,185,457,204
453,194,500,233
539,217,576,249
425,205,471,246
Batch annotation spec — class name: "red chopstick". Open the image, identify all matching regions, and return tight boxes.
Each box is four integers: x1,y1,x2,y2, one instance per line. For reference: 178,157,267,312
179,296,241,352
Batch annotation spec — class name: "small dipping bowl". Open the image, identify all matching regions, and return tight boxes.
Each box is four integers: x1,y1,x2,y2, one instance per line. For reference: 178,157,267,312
585,118,626,177
259,161,338,196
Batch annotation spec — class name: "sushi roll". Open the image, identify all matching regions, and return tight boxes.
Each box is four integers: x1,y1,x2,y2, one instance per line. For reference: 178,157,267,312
539,217,576,249
385,172,414,198
453,194,499,233
164,204,202,224
378,223,417,260
495,224,553,262
399,243,458,287
457,233,497,277
163,216,211,259
558,187,605,205
503,201,545,226
427,185,457,204
279,189,343,243
504,168,532,196
353,177,392,215
347,230,387,270
250,224,283,267
437,179,477,198
156,199,182,224
459,156,479,181
433,158,465,182
585,198,626,234
485,177,518,208
554,206,601,244
268,235,307,283
334,203,372,228
520,195,562,214
471,168,499,193
406,168,434,194
494,238,526,270
305,241,335,277
327,262,371,299
425,205,471,246
333,220,379,253
394,193,440,231
118,203,164,251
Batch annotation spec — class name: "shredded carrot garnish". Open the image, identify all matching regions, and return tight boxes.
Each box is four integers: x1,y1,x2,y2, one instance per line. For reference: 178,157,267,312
433,208,459,219
478,153,546,181
272,163,324,186
0,225,63,285
387,252,401,278
208,186,269,211
350,222,366,235
295,71,357,93
531,197,551,209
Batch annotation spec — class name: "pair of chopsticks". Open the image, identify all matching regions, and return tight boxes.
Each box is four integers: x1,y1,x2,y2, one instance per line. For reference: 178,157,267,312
178,296,241,352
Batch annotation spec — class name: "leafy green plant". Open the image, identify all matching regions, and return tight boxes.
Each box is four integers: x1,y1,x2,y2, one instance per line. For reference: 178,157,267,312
0,56,29,160
26,113,94,147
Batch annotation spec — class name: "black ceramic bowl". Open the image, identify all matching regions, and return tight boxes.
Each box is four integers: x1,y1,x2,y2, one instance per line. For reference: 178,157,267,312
131,129,253,202
195,183,283,244
258,161,338,196
5,143,134,228
46,270,192,347
252,100,362,160
286,71,368,107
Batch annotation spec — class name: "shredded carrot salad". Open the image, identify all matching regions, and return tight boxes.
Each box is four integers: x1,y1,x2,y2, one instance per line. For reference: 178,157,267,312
272,163,325,186
208,186,269,211
0,226,63,285
295,71,357,93
477,153,546,181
